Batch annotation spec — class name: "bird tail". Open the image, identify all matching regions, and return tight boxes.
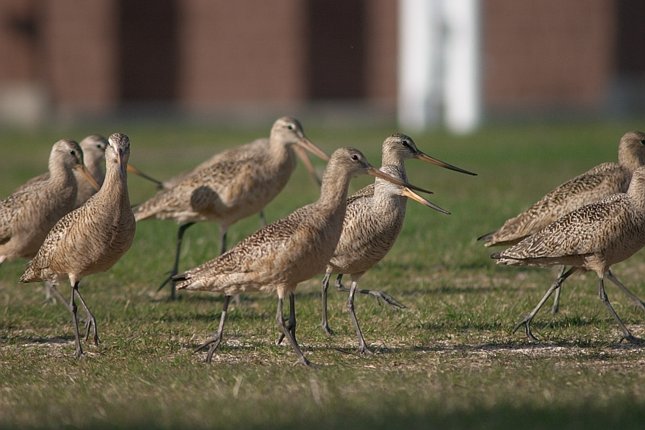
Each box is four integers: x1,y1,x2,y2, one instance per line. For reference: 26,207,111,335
19,265,39,283
476,231,493,243
172,272,189,290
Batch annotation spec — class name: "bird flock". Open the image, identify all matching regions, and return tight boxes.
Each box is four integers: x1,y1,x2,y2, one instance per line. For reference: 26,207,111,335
2,120,645,365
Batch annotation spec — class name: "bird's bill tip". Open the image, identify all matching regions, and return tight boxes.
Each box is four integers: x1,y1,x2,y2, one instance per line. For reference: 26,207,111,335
298,137,330,161
126,163,164,188
293,146,323,186
417,152,477,176
400,187,450,215
75,165,100,191
367,167,434,195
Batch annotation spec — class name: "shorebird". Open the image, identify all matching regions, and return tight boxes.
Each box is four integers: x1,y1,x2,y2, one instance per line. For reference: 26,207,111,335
0,139,99,266
160,134,322,228
314,133,476,352
480,131,645,312
17,134,162,208
134,116,329,299
492,166,645,344
20,133,137,358
173,147,434,365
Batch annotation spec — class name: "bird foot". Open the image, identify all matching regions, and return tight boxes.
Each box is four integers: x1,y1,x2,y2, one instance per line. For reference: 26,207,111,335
195,337,221,354
619,334,644,345
512,319,540,343
276,333,285,345
321,323,334,337
364,290,406,309
358,345,373,355
83,318,100,346
550,303,560,314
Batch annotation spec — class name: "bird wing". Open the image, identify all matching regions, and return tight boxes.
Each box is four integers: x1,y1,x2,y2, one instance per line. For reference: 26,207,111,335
485,162,626,245
501,194,631,260
346,184,375,205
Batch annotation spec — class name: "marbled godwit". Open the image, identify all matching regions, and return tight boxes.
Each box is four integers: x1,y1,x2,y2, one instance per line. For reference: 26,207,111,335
134,116,329,299
480,131,645,312
492,166,645,343
74,134,163,205
18,134,162,207
160,134,322,228
0,139,98,266
20,133,136,358
314,133,476,352
173,147,434,365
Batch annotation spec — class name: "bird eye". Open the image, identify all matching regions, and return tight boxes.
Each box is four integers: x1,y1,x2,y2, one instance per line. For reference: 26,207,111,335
640,140,645,145
287,124,295,131
351,154,360,161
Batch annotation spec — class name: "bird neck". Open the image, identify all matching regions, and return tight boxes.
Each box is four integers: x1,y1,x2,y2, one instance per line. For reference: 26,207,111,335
85,158,105,183
380,152,405,169
99,161,130,205
619,148,645,173
49,160,77,189
316,163,353,215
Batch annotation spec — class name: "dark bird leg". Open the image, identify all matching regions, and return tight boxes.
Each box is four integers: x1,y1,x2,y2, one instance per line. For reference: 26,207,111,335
513,267,577,342
335,273,405,309
321,270,334,336
158,222,195,299
550,266,568,314
276,295,310,366
195,295,231,363
69,281,83,358
606,270,645,313
276,293,298,345
598,275,639,343
348,279,371,354
74,286,99,345
258,210,267,227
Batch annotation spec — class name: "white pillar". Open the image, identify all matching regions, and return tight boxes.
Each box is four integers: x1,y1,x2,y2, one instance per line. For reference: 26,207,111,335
397,0,442,131
442,0,481,134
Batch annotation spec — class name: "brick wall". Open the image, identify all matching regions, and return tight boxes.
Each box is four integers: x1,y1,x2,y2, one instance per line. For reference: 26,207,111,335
483,0,615,113
43,0,118,114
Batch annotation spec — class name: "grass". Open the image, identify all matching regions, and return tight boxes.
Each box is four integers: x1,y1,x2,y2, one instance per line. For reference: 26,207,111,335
2,118,645,429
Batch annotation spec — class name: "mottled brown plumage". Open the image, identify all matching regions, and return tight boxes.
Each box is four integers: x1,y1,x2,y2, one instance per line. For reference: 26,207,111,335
134,116,329,299
20,133,136,358
18,134,161,208
480,131,645,247
493,166,645,343
319,133,476,352
481,131,645,314
0,139,97,265
174,147,433,365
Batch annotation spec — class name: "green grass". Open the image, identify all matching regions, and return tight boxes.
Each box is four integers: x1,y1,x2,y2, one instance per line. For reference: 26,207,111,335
2,119,645,429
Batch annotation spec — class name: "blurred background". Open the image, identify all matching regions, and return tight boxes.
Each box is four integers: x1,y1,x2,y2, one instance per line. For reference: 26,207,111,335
0,0,643,133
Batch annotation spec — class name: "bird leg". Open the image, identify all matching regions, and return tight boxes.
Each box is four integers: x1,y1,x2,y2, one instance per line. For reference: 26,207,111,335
606,270,645,313
348,280,371,354
69,281,83,358
320,271,334,336
276,292,297,345
195,295,231,363
44,281,66,306
276,295,310,366
513,267,577,342
597,276,639,343
74,287,99,346
219,226,228,256
550,266,568,314
158,222,195,299
336,273,404,309
258,210,267,227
